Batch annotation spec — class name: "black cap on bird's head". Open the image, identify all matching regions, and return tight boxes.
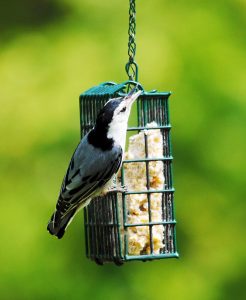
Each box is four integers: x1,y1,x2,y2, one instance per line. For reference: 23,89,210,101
95,87,142,128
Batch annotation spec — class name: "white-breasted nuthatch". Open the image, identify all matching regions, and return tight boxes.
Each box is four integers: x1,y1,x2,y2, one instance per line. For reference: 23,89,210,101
47,87,142,238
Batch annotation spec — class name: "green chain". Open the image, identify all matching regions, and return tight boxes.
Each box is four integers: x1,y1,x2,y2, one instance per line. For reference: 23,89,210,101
125,0,138,82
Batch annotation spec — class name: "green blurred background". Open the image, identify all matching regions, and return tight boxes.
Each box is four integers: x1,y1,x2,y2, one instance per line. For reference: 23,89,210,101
0,0,245,299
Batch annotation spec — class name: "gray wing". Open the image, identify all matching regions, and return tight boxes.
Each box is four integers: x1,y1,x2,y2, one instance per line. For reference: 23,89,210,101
56,135,122,218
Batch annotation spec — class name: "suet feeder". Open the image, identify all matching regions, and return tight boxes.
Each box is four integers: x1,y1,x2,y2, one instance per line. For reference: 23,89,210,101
79,0,178,265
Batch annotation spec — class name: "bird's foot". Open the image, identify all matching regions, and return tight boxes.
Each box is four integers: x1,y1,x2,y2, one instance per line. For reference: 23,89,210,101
104,185,128,195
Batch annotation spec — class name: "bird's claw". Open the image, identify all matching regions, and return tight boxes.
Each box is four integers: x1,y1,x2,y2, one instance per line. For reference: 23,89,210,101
106,185,128,194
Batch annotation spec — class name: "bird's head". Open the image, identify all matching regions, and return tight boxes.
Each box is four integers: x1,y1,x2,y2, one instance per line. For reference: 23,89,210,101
95,87,142,147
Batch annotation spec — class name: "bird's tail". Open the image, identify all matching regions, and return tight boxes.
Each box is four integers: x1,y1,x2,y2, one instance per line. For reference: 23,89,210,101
47,208,77,239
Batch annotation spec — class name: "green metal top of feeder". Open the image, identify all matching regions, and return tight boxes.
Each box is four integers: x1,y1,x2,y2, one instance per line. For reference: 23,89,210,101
82,80,171,97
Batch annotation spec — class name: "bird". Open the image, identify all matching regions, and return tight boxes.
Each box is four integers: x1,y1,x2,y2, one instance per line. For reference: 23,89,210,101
47,87,142,239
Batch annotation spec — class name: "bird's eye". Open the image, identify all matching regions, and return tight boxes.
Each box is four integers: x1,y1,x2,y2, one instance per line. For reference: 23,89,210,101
120,107,126,113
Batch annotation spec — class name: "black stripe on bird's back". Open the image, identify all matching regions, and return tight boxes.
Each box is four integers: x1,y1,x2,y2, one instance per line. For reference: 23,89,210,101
68,181,87,196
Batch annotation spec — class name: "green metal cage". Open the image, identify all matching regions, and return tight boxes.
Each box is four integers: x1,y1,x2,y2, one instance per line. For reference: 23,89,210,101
79,80,178,265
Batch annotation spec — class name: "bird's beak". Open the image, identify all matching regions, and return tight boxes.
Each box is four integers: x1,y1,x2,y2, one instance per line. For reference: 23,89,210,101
124,87,143,105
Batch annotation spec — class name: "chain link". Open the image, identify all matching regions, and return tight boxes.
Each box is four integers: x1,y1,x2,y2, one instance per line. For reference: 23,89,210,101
125,0,138,81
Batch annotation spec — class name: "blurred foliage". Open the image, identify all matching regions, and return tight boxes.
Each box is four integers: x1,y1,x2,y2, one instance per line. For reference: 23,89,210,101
0,0,246,299
0,0,70,40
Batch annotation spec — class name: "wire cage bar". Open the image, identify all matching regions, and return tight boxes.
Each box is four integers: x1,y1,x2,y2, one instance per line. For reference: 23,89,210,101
79,81,178,265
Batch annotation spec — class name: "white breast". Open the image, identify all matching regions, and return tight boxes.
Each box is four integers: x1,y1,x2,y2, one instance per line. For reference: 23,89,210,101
107,122,127,150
